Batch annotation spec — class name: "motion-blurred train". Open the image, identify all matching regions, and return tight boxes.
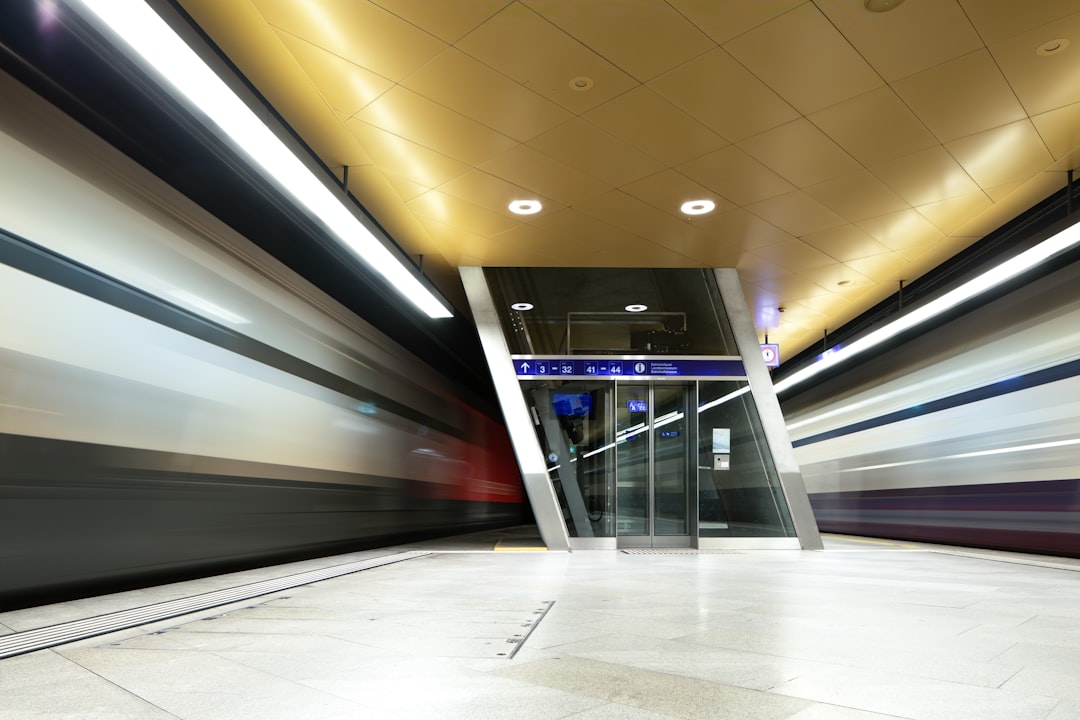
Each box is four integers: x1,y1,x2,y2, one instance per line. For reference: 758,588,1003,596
0,72,524,609
782,244,1080,558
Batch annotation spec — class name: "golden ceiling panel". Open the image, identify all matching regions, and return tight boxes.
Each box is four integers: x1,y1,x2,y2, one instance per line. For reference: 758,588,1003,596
989,12,1080,116
804,171,911,224
800,224,895,263
620,170,736,218
747,238,841,275
455,3,638,115
649,48,799,143
354,87,518,166
1031,101,1080,158
523,0,715,82
435,170,555,218
739,119,862,188
915,191,994,235
746,191,848,238
478,145,610,206
945,120,1054,189
723,3,883,115
845,252,911,283
251,0,446,81
368,0,511,44
174,0,1080,358
666,0,806,45
400,48,570,143
582,86,729,166
273,31,393,118
526,119,664,187
871,147,982,207
406,189,519,237
526,208,641,251
344,120,469,188
570,190,701,259
892,49,1027,143
815,0,983,82
689,208,795,251
678,146,795,207
958,0,1080,45
809,87,939,167
857,209,945,255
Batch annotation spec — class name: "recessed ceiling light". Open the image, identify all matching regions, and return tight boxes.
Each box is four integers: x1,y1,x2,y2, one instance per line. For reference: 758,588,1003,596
508,199,542,215
625,304,648,313
1036,38,1069,56
837,280,854,287
680,199,716,216
510,302,534,311
569,76,594,91
864,0,905,11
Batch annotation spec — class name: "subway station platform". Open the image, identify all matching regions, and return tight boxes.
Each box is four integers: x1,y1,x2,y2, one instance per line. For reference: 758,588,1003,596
2,529,1079,720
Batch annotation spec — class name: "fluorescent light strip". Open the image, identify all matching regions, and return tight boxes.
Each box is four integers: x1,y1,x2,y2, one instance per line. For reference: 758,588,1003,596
840,437,1080,473
70,0,451,319
774,221,1080,394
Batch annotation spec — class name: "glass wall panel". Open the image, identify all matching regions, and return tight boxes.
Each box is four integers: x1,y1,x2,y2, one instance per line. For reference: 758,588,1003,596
652,383,691,536
615,383,649,536
520,379,614,537
697,381,795,537
483,268,739,357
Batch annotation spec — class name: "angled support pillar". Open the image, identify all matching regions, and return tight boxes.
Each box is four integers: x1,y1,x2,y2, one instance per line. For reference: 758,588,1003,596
460,267,571,551
714,269,824,550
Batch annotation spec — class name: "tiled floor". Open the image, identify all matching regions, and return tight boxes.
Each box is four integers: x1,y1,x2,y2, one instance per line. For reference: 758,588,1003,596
2,529,1079,719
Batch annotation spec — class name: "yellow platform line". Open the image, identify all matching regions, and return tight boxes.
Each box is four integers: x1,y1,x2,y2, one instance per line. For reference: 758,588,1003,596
493,539,548,552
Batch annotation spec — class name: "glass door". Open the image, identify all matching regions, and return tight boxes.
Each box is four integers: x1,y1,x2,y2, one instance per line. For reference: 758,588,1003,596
615,381,693,547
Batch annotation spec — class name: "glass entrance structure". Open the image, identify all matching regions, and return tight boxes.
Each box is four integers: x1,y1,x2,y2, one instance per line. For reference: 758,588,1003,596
461,268,822,551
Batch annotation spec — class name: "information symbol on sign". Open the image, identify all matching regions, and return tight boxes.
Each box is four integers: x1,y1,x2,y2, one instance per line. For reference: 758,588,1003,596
634,362,646,374
560,362,574,375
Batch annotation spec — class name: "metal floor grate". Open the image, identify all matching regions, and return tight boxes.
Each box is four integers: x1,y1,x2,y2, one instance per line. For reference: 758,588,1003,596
0,551,429,660
621,549,745,555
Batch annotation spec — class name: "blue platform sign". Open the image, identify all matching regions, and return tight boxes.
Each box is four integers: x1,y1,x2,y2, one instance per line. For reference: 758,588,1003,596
512,356,745,380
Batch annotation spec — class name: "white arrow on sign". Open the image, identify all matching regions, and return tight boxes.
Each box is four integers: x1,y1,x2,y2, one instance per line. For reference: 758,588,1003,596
519,361,531,373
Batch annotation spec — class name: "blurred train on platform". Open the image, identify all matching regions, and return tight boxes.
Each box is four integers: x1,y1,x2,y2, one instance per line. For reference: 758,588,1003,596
0,74,524,609
783,249,1080,558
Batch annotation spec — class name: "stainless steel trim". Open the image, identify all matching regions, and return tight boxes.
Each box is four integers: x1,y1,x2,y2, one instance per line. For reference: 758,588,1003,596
713,269,824,550
459,267,571,551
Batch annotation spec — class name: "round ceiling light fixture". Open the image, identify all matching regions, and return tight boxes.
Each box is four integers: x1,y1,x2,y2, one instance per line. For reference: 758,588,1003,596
625,304,648,313
864,0,905,11
1036,38,1069,56
680,199,716,216
569,76,594,91
508,199,542,215
510,302,534,311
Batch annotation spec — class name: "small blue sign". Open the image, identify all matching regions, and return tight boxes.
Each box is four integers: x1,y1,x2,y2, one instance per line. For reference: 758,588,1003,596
627,400,648,413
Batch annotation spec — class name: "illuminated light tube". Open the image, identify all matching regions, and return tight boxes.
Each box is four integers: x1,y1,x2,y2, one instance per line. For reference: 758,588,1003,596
774,220,1080,394
69,0,451,319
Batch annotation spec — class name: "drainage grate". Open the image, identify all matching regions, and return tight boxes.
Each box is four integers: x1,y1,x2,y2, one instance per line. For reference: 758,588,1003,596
0,551,429,660
500,600,554,659
620,549,745,555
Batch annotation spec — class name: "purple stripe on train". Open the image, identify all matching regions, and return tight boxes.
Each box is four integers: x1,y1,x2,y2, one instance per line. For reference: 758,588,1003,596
810,478,1080,557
